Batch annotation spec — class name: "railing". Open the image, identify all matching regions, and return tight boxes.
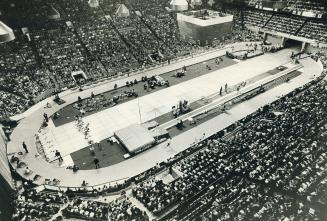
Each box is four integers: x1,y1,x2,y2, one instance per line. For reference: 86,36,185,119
42,177,130,195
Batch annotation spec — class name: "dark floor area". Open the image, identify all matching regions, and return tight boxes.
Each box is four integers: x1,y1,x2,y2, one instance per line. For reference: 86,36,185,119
70,139,127,170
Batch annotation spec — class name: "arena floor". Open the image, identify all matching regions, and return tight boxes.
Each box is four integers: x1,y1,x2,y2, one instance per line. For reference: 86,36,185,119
49,49,295,158
6,44,322,187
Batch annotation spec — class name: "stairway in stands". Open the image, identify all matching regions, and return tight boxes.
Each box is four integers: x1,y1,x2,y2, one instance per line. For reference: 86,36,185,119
263,13,275,28
135,11,174,57
295,18,308,36
54,1,110,76
104,15,142,65
72,24,110,75
98,5,149,66
135,11,161,41
27,35,43,67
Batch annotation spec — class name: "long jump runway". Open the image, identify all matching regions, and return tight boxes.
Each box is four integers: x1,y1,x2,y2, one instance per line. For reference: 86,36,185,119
50,49,295,157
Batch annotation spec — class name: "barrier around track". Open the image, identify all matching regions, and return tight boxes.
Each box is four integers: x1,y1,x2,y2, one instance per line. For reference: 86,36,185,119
42,177,130,194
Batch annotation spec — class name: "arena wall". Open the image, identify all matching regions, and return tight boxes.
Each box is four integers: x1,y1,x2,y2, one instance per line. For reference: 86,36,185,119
0,128,14,220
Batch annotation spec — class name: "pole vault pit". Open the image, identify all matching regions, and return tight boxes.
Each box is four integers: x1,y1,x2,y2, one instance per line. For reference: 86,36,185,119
177,10,233,46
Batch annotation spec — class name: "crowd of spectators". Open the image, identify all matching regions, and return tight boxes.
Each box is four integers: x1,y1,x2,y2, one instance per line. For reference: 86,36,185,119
77,18,138,74
0,0,197,119
107,197,148,221
298,19,327,44
0,0,291,121
12,181,149,221
250,0,326,17
58,0,140,75
242,7,327,45
0,32,52,119
129,54,327,220
31,22,107,88
133,179,181,214
12,187,65,221
0,34,45,97
12,200,60,221
113,13,163,66
244,9,273,28
221,9,264,45
243,8,327,46
63,198,108,220
197,179,322,221
0,91,29,118
2,1,327,219
264,13,306,35
0,7,260,120
127,0,200,58
284,0,326,17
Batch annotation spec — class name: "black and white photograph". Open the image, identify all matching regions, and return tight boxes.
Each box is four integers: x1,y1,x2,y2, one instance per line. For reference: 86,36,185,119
0,0,326,220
